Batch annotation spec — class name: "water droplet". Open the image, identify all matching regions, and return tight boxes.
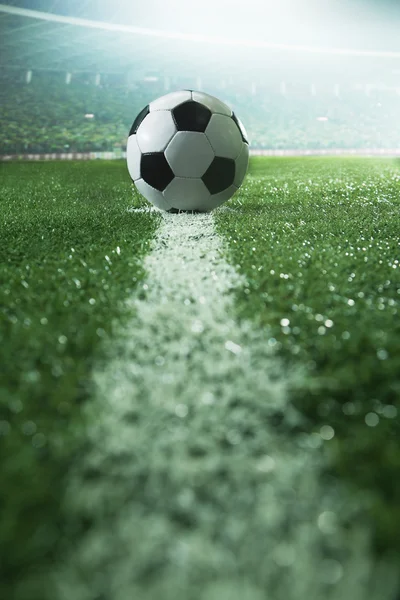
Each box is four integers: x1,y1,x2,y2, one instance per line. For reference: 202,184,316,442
320,425,335,440
342,402,355,415
224,340,242,355
377,348,388,360
319,559,343,584
22,421,37,436
382,405,397,419
256,455,276,473
365,412,379,427
226,429,241,445
317,511,337,534
201,392,215,405
175,404,188,418
272,543,295,567
191,320,204,334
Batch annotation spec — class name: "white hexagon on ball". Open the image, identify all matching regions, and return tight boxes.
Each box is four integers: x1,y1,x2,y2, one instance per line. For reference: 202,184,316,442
205,114,243,160
149,90,192,111
234,143,250,188
163,178,210,211
136,111,176,153
192,91,232,116
126,135,141,181
165,132,214,178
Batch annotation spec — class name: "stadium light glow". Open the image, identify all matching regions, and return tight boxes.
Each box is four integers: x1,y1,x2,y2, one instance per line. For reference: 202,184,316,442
1,2,400,59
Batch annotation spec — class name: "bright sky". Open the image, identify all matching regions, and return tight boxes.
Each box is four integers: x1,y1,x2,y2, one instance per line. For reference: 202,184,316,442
97,0,400,50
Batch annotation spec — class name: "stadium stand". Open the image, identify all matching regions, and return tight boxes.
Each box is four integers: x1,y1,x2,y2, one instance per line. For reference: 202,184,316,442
1,69,400,154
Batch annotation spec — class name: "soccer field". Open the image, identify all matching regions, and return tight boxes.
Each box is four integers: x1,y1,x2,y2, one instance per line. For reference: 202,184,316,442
216,156,400,545
1,158,399,599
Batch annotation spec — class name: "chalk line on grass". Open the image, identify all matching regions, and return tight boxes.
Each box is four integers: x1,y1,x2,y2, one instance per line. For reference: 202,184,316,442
56,211,398,600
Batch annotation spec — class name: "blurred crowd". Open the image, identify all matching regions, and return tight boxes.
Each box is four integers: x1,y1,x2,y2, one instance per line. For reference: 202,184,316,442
1,71,400,153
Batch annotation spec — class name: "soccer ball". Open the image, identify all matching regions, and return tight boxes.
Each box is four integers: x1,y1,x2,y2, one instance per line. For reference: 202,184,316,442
126,90,249,212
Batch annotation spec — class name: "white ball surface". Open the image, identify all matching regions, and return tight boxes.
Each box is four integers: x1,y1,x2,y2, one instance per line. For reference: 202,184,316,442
126,90,249,212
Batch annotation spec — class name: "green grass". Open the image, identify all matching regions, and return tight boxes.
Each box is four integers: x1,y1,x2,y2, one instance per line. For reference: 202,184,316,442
0,160,158,599
216,157,400,557
2,157,400,599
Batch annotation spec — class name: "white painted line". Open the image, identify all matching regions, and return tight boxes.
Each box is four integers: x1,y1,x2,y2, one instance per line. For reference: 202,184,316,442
56,212,398,599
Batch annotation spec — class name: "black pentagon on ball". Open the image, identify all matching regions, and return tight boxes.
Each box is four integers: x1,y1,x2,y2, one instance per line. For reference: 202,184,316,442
172,100,211,133
202,157,235,194
141,153,174,191
129,105,150,136
232,112,248,144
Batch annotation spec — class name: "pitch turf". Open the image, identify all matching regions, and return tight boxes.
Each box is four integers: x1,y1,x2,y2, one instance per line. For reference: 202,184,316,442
0,161,158,598
1,158,400,598
215,157,400,557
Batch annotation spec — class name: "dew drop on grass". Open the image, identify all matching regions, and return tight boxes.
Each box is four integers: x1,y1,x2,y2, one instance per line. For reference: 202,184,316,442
317,511,338,534
226,429,241,445
224,340,242,355
382,405,397,418
342,402,356,415
201,392,215,405
256,455,276,473
9,399,23,413
191,320,204,334
365,412,379,427
22,421,37,436
320,425,335,440
272,542,295,567
175,404,188,418
319,559,343,584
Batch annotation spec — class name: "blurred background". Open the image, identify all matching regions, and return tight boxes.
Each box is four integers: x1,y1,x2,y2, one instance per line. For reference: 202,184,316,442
1,0,400,158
